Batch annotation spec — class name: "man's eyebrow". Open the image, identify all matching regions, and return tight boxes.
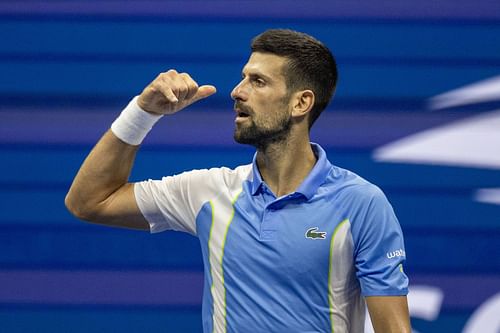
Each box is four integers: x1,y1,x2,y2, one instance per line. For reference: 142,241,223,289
242,70,273,81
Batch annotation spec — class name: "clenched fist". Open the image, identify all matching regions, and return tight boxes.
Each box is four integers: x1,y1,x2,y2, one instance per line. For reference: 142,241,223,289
137,70,217,115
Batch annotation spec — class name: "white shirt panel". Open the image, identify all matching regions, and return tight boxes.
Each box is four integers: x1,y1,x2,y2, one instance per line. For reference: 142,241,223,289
134,164,252,235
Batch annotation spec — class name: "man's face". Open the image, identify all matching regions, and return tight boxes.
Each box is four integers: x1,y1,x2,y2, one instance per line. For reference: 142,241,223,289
231,52,293,148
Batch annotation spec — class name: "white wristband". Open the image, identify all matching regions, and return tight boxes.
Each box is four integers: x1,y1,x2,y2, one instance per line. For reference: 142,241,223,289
111,96,163,146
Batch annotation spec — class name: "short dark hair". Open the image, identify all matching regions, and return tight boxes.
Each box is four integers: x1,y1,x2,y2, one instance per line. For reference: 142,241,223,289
251,29,338,127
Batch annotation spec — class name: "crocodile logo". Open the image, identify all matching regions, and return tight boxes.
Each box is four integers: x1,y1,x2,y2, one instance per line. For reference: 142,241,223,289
305,227,327,240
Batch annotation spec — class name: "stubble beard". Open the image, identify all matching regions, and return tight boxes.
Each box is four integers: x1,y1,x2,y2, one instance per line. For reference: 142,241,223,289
233,102,292,151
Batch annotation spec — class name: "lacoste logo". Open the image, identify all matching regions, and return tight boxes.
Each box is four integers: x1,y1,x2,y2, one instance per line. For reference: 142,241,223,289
305,227,327,240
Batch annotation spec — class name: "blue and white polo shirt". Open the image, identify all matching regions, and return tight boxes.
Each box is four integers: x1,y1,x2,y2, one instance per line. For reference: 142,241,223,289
134,143,408,333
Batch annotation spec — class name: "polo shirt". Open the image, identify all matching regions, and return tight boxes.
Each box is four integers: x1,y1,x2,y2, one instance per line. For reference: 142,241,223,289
134,143,408,333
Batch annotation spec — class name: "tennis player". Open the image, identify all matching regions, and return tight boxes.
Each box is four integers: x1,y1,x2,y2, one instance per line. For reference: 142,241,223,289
66,29,411,332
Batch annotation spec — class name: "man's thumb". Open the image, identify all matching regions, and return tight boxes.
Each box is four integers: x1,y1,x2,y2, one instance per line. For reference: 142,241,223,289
193,85,217,102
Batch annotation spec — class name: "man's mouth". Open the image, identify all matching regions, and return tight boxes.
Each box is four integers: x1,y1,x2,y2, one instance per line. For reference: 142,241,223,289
234,102,253,119
235,110,250,124
236,110,250,118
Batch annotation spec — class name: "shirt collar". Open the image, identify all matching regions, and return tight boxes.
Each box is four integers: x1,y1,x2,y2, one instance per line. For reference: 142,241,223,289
250,143,332,200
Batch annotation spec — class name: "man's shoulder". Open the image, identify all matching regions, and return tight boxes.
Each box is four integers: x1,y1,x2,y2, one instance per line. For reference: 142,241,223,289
322,164,386,201
177,163,253,187
219,163,253,185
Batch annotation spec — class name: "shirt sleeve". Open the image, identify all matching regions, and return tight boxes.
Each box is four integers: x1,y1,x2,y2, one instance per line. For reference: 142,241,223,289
134,168,226,235
350,185,409,296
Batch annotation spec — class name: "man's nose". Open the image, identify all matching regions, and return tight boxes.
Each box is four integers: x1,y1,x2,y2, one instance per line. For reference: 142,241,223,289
231,80,248,101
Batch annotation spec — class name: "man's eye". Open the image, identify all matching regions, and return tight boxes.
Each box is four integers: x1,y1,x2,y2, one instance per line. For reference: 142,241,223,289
254,79,265,87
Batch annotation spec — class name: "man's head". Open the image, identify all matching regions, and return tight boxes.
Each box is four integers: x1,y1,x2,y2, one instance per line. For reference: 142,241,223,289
250,29,338,128
231,29,337,149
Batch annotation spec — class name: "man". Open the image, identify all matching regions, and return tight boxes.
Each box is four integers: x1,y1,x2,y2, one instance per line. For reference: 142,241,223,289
66,29,410,332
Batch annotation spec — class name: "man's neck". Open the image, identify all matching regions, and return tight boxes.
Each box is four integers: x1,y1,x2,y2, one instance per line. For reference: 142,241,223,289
256,137,317,197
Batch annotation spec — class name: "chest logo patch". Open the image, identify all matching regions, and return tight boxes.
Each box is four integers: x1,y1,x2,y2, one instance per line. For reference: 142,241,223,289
305,227,327,240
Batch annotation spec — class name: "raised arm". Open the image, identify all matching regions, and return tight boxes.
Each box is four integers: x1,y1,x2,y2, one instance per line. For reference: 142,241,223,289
64,70,216,230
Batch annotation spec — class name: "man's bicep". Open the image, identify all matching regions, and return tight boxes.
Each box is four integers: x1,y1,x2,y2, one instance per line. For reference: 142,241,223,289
94,182,150,231
366,296,411,333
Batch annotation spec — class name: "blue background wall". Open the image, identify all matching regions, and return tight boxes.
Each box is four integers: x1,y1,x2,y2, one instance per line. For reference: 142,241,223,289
1,1,499,332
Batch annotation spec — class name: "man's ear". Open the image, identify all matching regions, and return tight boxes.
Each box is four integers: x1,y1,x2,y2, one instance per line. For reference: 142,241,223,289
291,90,315,118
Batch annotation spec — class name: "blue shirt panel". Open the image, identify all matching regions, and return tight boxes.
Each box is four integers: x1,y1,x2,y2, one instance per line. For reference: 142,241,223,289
224,187,346,332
